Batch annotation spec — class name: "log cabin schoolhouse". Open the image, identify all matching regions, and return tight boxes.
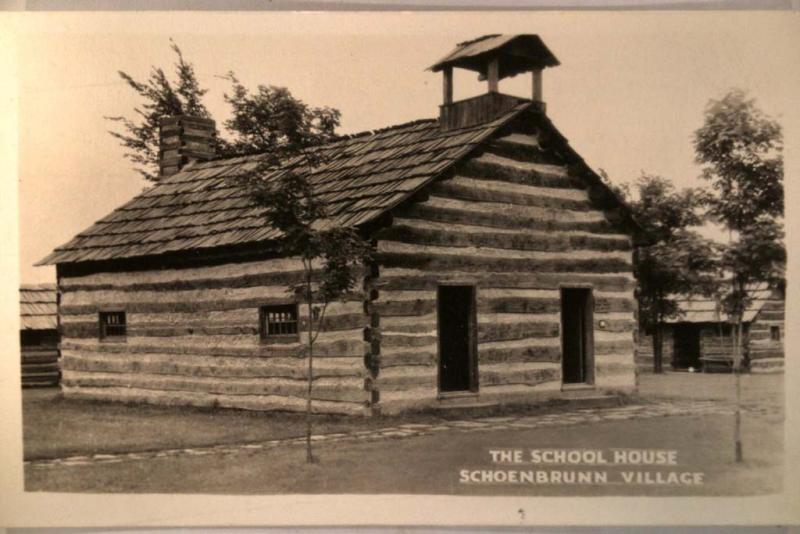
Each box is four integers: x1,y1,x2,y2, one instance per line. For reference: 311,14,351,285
40,35,646,415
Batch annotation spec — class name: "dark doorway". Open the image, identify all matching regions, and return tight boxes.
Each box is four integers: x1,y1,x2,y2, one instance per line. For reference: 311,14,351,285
561,288,594,384
437,285,477,393
672,324,701,370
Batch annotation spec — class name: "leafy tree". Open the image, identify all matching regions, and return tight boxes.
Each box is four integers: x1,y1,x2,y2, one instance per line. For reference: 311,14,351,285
220,72,340,157
242,145,371,464
108,45,341,181
626,174,719,373
106,40,214,182
693,89,785,462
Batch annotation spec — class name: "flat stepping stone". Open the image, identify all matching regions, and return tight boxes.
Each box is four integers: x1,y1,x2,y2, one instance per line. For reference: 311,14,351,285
447,421,489,428
477,417,516,423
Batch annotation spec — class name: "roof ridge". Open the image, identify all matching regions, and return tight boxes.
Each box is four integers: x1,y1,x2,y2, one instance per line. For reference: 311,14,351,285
198,117,439,166
456,34,501,48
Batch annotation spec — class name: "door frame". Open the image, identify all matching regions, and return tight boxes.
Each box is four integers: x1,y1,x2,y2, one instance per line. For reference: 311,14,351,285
436,283,479,395
559,285,595,387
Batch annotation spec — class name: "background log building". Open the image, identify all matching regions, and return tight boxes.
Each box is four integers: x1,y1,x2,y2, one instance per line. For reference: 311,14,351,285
636,284,785,374
40,35,645,415
19,284,60,387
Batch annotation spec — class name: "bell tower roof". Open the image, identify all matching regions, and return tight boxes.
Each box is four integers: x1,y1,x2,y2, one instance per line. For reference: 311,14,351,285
429,34,560,80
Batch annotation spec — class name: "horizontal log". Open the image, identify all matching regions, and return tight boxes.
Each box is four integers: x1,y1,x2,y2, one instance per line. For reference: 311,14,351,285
595,339,634,355
373,293,634,317
377,367,438,390
61,352,365,380
377,270,636,292
61,312,366,340
459,155,579,189
62,370,367,404
478,320,559,342
480,365,560,387
21,351,59,363
749,350,784,360
479,342,561,364
61,337,369,359
431,176,592,211
400,197,615,234
377,220,630,254
595,318,636,333
22,362,60,373
61,255,310,288
377,250,631,275
61,268,310,294
373,299,437,317
61,385,367,415
757,312,784,321
61,279,302,307
60,292,364,317
486,136,561,165
20,347,58,361
380,333,437,349
380,349,437,367
380,313,437,334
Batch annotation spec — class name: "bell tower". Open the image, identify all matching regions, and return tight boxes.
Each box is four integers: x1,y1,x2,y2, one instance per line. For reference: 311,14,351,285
430,34,559,130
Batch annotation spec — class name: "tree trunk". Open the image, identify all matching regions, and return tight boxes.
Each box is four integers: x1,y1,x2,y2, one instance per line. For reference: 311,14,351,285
652,309,663,374
304,261,316,464
734,316,744,463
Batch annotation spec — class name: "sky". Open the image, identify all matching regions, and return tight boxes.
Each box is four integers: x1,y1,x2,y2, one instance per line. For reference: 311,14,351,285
13,11,800,284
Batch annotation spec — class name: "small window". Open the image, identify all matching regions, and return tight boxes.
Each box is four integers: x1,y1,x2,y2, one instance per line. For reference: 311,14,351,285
260,304,299,340
99,311,126,339
770,326,781,341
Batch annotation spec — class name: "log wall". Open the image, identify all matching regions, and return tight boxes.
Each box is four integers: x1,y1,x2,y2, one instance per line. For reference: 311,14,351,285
369,128,637,414
21,330,60,387
58,256,371,415
749,292,785,374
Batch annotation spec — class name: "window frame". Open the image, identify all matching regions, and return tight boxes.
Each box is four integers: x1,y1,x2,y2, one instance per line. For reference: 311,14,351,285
98,310,127,341
259,303,300,343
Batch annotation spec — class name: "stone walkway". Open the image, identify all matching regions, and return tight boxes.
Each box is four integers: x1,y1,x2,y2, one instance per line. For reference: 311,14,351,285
25,399,783,470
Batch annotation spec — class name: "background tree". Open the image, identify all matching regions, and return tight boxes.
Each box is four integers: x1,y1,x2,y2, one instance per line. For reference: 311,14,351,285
106,40,214,182
694,89,785,462
108,44,340,181
220,72,340,157
626,174,719,373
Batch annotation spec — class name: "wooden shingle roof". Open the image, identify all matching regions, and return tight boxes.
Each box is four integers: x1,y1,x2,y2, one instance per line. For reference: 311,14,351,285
20,284,57,330
39,103,531,266
664,284,777,324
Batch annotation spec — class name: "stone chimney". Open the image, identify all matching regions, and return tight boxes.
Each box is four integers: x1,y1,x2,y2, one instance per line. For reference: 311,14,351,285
429,35,560,130
159,115,216,177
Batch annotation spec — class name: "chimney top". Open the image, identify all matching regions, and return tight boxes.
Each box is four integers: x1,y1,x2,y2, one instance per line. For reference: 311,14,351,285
429,34,559,80
159,115,216,178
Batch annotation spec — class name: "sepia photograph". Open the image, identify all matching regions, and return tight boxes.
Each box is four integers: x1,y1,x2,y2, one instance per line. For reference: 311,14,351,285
1,8,799,527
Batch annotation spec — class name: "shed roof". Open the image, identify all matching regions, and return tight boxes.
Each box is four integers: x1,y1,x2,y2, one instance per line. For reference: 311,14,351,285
664,284,776,324
20,283,57,330
429,34,560,79
40,100,641,266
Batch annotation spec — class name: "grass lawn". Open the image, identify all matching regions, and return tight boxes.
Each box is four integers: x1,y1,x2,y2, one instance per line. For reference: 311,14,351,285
22,387,596,460
21,373,783,460
638,372,783,408
25,412,783,496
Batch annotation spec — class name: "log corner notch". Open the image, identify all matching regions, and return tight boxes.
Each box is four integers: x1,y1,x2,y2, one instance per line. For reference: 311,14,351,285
362,260,383,414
